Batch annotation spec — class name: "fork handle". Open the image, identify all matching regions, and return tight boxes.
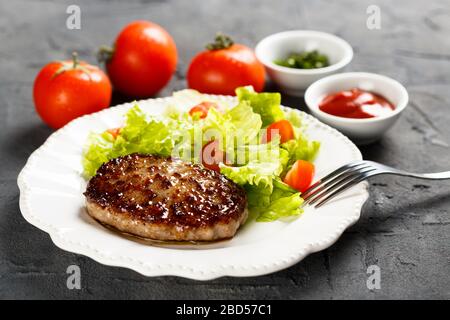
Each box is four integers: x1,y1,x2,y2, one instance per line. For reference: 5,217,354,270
384,171,450,180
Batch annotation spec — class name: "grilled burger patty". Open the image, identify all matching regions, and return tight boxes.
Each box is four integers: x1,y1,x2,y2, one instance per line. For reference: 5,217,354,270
84,154,248,241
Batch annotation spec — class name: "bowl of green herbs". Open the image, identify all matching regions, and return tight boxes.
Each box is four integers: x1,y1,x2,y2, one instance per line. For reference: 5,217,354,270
255,30,353,96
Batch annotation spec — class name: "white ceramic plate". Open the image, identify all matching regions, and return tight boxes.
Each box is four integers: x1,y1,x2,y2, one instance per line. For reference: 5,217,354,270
17,95,368,280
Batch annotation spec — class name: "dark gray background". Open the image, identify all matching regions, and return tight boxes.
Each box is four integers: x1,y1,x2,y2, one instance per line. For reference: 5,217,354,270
1,0,449,299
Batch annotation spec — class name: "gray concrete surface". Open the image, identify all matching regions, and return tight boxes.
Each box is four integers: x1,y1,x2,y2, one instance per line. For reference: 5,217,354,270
0,0,449,299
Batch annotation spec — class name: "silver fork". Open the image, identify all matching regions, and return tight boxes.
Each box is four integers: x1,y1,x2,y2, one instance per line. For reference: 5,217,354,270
302,160,450,208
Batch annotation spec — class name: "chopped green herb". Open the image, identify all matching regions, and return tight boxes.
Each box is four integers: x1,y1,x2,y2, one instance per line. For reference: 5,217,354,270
274,50,330,69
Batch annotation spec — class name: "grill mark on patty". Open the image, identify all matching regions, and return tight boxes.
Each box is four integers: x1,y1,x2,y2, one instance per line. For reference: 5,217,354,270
84,154,247,228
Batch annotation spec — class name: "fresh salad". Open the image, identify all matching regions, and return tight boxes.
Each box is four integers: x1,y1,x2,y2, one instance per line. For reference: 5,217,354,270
82,86,320,222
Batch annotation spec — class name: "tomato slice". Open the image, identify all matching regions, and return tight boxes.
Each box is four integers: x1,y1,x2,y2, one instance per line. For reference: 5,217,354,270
188,101,217,119
106,127,122,139
265,120,295,144
283,160,315,193
201,139,228,172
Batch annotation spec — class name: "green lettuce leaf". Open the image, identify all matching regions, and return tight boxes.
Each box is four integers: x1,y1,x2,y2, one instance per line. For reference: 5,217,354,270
118,106,176,156
82,105,180,178
283,107,302,127
244,177,304,222
202,100,262,147
219,139,304,222
223,101,262,144
281,137,320,172
236,86,284,127
82,131,114,178
255,188,304,222
219,139,283,189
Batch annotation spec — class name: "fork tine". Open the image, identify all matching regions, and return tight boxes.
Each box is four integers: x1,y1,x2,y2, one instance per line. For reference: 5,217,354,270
301,160,367,198
302,164,369,201
306,166,376,205
302,162,371,202
314,170,378,208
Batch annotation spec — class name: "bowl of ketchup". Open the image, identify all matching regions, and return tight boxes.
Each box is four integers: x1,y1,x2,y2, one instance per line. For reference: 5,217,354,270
305,72,408,145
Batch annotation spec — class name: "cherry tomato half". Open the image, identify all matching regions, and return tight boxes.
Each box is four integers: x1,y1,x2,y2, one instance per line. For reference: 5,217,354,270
106,127,122,139
201,140,229,172
265,120,295,144
283,160,315,193
188,101,218,119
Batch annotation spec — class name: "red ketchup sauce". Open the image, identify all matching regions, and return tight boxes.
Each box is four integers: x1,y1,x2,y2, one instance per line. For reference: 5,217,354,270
319,88,395,119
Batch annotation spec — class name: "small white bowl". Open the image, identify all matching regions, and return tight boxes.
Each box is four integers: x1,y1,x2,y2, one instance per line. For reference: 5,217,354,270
255,30,353,96
305,72,409,145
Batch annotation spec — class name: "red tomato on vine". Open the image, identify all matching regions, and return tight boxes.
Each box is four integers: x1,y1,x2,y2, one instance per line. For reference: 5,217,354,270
98,20,178,98
33,52,112,129
187,33,265,95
